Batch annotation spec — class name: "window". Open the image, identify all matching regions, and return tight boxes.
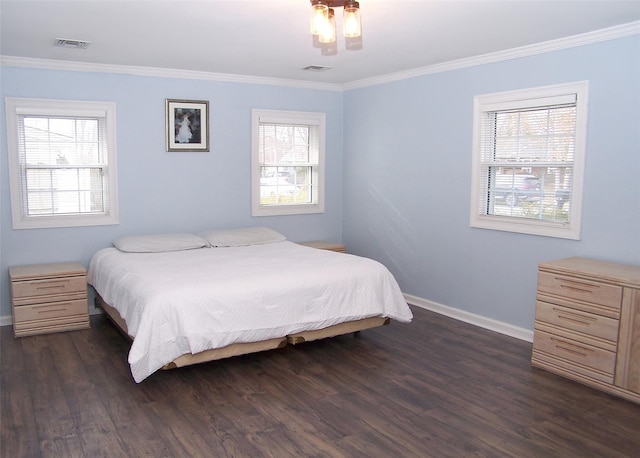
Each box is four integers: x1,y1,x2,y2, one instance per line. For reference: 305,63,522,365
251,109,325,216
6,98,118,229
470,81,589,239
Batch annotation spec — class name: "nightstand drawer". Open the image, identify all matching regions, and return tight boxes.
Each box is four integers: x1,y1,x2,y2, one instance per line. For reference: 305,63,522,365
537,271,622,309
533,329,616,376
13,299,88,322
535,301,620,343
11,276,86,299
13,315,90,337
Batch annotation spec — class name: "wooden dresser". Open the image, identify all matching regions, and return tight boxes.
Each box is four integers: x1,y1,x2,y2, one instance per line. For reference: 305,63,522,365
532,257,640,404
9,262,89,337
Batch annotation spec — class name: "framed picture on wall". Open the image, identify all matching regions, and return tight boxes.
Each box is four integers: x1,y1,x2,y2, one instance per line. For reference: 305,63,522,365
166,99,210,152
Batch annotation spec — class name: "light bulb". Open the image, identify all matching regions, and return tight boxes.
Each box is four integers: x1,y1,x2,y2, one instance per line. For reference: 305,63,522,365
343,1,361,38
310,1,329,35
319,8,336,44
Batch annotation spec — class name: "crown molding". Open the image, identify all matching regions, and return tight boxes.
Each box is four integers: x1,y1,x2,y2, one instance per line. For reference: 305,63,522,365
343,20,640,90
0,55,345,92
1,21,638,92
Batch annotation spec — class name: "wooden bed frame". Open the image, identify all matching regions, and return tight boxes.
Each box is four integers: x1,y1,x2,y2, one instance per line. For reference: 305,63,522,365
94,294,390,371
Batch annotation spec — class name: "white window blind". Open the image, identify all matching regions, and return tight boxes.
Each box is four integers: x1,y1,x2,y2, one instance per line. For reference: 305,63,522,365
252,110,325,216
18,115,109,216
6,98,119,229
470,82,588,239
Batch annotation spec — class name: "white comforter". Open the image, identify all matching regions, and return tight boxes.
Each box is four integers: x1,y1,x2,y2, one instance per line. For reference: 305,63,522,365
88,241,412,382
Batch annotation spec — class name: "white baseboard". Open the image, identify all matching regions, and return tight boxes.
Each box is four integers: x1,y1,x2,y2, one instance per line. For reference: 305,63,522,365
0,315,12,327
2,295,533,343
403,293,534,343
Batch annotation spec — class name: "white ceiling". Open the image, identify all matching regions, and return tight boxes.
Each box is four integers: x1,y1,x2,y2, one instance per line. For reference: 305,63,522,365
1,1,639,87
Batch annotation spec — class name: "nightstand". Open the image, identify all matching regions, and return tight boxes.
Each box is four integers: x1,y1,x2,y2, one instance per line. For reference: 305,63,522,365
9,262,89,337
299,241,346,253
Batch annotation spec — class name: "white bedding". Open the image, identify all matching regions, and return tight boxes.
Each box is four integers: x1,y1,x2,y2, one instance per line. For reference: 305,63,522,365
88,240,412,382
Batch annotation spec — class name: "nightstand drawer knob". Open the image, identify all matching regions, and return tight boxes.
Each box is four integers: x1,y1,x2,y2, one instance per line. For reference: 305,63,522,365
36,280,69,291
38,308,66,314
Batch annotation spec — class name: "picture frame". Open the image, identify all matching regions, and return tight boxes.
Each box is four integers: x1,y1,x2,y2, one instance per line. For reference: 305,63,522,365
166,99,209,152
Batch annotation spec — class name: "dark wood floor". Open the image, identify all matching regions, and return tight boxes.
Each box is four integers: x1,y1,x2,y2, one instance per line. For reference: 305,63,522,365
2,306,639,457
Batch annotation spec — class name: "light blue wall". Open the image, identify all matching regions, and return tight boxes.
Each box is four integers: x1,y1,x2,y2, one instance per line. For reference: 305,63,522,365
342,35,640,329
2,35,639,331
0,69,344,318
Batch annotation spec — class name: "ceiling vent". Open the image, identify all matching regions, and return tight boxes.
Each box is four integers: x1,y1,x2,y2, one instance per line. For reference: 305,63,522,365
302,65,331,72
54,38,90,49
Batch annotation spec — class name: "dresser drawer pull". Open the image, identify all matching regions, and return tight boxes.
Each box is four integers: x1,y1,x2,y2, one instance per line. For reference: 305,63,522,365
554,308,597,327
557,278,599,295
550,337,592,358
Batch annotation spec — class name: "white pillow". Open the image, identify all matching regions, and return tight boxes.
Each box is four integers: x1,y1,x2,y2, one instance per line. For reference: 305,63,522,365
113,233,209,253
198,226,286,247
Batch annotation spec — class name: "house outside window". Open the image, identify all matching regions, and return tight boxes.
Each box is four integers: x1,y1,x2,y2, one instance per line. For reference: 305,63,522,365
251,109,325,216
470,81,589,239
5,97,118,229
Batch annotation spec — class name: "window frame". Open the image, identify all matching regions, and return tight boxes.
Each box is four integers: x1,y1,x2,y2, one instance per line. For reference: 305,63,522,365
251,109,325,217
5,97,119,229
469,81,589,240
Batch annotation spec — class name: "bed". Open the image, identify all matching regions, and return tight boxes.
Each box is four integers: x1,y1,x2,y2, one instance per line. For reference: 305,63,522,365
87,227,413,382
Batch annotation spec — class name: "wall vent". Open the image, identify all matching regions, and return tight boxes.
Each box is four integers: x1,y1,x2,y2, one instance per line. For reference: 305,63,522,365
54,38,90,49
302,65,331,72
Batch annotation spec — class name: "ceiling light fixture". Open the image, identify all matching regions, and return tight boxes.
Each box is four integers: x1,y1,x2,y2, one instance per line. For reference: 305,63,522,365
310,0,362,51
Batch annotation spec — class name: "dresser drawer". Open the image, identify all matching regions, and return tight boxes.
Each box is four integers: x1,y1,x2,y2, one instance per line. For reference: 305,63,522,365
11,276,86,299
533,329,616,376
537,271,622,309
13,299,88,323
535,300,620,343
